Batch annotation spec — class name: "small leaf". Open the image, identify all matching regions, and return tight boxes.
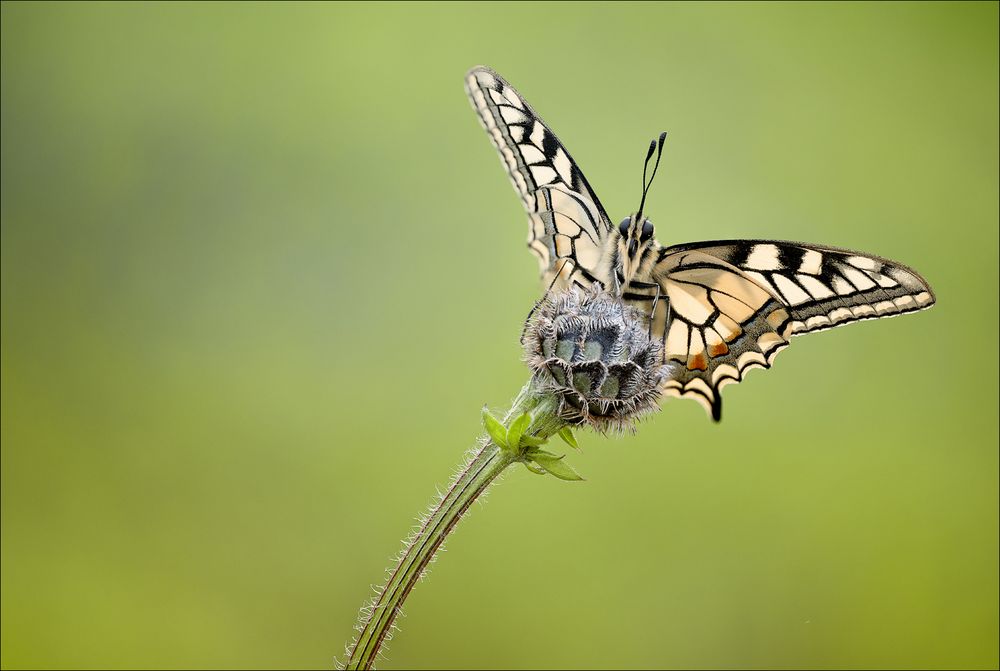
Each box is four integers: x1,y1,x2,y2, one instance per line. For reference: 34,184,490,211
522,462,547,476
519,434,547,448
526,448,559,459
482,407,508,450
508,412,531,452
558,427,580,450
531,453,584,481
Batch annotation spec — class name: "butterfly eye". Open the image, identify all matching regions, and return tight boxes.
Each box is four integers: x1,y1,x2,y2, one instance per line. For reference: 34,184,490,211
618,217,631,237
641,219,654,241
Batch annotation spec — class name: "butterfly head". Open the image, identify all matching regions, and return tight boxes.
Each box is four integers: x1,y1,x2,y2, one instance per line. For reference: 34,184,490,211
615,132,666,289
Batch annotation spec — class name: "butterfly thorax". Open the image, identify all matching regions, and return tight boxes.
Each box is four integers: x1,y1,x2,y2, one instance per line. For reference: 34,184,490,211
609,213,659,293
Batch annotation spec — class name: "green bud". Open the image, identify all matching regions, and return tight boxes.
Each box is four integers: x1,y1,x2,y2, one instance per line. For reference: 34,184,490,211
522,287,672,433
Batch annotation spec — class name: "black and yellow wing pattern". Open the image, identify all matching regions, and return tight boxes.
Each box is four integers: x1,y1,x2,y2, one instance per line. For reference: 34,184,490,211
465,66,612,289
634,240,936,420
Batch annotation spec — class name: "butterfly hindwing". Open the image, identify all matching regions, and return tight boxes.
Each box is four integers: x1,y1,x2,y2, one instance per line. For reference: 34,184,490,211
634,241,936,420
465,66,611,288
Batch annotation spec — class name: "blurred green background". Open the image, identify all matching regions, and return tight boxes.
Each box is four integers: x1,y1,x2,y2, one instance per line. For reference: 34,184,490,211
2,2,997,669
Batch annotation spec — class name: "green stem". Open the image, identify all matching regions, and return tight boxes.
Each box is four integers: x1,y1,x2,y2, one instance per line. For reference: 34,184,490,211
340,381,564,670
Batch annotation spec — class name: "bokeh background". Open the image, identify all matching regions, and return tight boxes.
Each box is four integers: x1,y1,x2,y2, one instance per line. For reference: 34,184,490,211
2,2,997,669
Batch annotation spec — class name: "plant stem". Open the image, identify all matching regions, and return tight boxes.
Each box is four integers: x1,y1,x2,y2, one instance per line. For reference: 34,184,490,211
341,382,562,670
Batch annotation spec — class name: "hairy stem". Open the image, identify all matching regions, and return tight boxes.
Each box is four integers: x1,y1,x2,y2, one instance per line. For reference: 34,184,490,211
341,382,562,670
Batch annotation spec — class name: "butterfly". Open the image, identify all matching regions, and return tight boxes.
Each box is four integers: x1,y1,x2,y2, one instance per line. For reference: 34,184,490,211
465,66,935,422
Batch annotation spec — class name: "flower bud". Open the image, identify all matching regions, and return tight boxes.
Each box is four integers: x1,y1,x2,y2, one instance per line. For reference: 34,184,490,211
522,287,674,432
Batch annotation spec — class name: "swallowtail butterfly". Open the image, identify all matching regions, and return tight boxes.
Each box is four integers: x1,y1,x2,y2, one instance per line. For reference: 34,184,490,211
465,66,935,421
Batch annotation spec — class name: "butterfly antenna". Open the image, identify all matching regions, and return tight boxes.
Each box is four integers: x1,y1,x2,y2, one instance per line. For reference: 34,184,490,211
636,131,667,223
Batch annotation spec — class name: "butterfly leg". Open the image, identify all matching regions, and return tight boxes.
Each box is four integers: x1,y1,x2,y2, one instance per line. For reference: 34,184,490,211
660,298,672,366
647,282,661,340
520,258,576,346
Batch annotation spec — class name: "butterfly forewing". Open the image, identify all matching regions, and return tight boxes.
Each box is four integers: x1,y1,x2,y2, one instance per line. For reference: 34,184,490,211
465,66,611,288
660,240,935,331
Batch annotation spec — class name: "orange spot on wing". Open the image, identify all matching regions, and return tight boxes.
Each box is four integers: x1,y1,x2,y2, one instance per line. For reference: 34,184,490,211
687,353,708,371
708,341,729,357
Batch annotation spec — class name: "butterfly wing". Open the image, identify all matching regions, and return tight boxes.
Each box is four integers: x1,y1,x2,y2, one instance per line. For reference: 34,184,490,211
631,240,935,420
465,66,611,289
